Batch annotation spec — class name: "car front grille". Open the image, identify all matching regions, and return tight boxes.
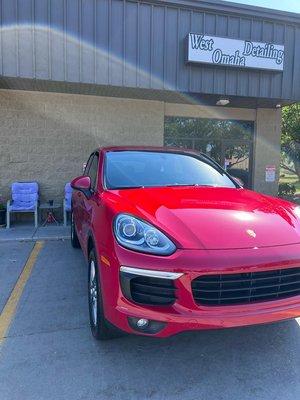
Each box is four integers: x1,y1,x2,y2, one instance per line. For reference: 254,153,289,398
192,267,300,306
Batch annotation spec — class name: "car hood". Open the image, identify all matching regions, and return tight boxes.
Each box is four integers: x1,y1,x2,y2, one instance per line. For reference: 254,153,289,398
104,187,300,250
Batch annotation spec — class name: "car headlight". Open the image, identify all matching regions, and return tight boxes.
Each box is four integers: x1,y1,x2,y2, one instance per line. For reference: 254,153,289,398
113,214,176,255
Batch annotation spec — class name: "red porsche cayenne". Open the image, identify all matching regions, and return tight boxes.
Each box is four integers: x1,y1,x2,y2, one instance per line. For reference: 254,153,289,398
71,146,300,339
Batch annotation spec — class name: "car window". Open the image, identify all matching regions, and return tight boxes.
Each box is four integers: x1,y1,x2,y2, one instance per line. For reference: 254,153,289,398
87,153,99,191
105,151,237,189
84,154,94,176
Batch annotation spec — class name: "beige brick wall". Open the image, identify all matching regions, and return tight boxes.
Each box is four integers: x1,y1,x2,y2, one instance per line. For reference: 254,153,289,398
164,103,256,121
253,108,282,196
0,90,164,203
0,90,281,208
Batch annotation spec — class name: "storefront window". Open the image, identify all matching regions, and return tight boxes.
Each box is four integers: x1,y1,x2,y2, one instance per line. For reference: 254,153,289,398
164,117,254,189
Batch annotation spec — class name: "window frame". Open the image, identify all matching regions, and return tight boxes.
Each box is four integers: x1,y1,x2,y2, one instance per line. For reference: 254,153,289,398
84,153,95,176
85,151,99,192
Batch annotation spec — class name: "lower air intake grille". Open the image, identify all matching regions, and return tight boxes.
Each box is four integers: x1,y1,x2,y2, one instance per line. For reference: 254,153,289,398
192,267,300,306
130,276,176,305
120,271,176,306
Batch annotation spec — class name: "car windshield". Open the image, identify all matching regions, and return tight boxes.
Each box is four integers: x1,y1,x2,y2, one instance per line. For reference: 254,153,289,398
105,151,237,189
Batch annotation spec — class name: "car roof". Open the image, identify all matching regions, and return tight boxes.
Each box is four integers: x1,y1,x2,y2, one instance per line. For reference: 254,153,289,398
97,145,201,155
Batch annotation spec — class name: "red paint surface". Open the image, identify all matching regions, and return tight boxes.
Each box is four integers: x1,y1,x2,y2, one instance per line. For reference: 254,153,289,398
72,147,300,337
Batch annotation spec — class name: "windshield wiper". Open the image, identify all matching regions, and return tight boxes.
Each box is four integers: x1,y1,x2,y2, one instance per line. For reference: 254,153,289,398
164,183,216,187
110,185,145,190
110,184,218,189
163,183,198,187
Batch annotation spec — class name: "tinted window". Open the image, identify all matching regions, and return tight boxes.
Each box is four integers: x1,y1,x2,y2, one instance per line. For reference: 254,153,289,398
105,151,236,189
87,154,99,190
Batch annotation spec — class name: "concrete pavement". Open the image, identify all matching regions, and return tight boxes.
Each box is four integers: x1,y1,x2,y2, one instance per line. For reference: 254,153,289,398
0,225,70,242
0,242,34,312
0,240,300,400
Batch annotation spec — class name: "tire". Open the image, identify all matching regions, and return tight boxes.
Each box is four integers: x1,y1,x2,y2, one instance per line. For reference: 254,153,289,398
71,211,80,248
88,249,123,340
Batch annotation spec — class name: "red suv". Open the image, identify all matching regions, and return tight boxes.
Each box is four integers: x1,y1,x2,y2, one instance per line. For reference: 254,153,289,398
71,147,300,340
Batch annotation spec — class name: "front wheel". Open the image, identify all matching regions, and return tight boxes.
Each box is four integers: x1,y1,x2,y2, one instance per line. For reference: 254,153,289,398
88,250,122,340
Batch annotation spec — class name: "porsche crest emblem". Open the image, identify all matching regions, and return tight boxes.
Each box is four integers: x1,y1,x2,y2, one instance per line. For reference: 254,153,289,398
246,229,256,238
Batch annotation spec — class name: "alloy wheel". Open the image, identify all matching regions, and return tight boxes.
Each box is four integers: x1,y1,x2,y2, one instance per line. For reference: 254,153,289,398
89,260,98,326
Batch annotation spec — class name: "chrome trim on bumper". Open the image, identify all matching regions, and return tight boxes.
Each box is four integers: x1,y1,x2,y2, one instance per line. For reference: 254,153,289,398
120,266,183,280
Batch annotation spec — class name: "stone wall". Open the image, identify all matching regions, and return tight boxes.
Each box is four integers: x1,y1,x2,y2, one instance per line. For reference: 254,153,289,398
0,90,164,204
0,89,281,210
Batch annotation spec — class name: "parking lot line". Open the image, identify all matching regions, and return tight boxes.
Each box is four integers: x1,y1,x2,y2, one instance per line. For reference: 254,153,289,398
0,241,44,346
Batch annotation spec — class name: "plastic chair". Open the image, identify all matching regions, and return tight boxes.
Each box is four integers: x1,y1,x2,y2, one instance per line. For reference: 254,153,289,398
6,182,39,228
63,183,73,226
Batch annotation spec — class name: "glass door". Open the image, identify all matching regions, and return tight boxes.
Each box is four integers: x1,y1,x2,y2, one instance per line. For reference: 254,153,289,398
222,141,253,188
164,117,254,189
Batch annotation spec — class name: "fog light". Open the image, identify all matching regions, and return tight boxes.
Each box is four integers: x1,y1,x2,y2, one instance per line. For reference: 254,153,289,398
128,317,166,334
137,318,149,329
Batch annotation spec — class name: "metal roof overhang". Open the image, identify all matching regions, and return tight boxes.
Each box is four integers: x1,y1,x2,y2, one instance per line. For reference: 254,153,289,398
0,76,294,109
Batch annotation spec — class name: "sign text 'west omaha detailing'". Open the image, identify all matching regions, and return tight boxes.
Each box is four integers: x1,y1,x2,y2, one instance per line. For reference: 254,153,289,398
187,33,284,71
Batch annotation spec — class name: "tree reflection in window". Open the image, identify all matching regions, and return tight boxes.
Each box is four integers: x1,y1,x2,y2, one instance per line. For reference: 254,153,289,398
164,117,254,188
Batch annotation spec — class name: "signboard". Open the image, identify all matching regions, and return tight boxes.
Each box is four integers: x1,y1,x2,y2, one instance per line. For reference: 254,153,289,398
265,165,276,182
187,33,284,71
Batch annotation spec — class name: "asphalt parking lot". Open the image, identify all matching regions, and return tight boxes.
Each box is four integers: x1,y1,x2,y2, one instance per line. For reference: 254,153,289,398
0,240,299,400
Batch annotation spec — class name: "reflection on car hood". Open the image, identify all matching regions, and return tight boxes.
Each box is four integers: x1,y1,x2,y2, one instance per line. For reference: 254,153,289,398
104,186,300,250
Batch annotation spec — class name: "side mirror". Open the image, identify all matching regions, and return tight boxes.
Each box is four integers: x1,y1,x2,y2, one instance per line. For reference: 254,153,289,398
231,176,244,187
71,176,92,198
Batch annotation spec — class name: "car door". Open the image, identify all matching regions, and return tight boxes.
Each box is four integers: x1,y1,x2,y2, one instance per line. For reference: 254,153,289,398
81,152,100,245
73,153,94,242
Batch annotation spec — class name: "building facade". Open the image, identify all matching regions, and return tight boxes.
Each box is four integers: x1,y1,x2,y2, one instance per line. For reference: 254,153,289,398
0,0,299,202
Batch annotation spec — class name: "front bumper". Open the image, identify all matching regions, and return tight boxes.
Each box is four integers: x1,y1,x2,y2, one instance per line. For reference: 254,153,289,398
99,243,300,337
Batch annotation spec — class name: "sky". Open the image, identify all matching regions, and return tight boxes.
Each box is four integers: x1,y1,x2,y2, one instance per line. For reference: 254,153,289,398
222,0,300,13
